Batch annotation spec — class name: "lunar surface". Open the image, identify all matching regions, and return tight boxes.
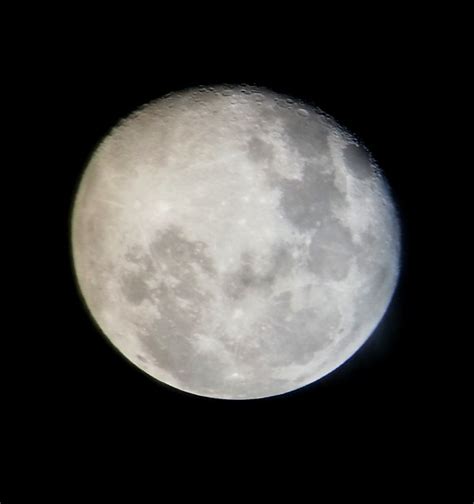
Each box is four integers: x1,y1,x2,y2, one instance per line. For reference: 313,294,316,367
71,85,400,399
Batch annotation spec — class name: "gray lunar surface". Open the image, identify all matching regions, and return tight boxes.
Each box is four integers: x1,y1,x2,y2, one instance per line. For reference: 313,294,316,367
72,86,400,399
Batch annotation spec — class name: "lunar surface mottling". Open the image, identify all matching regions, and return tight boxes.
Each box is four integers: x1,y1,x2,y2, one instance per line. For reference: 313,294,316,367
72,86,400,399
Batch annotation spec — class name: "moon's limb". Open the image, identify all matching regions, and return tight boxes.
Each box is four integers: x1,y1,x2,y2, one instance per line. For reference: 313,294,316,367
72,86,400,399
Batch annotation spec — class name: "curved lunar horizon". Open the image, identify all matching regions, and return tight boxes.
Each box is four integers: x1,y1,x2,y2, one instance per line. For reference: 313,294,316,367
72,85,401,399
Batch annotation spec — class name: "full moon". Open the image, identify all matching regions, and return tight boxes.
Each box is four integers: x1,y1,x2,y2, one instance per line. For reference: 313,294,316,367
72,85,400,399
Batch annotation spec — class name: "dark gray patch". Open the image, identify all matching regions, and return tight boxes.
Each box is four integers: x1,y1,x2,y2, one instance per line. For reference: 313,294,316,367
258,102,329,159
308,218,356,281
224,248,292,300
121,272,150,304
273,290,292,307
224,253,261,300
280,111,329,158
149,227,215,279
343,143,373,179
279,161,346,231
359,229,377,248
247,136,274,163
137,278,204,389
124,247,154,273
120,229,211,305
133,227,230,394
271,246,292,275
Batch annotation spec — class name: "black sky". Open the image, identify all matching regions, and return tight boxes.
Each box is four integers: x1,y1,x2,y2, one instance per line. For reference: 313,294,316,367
1,14,467,502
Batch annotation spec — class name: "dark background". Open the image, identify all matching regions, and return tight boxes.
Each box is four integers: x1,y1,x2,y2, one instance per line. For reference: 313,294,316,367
2,14,468,501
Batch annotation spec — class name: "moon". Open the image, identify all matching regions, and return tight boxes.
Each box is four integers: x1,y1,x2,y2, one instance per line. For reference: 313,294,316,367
71,85,400,399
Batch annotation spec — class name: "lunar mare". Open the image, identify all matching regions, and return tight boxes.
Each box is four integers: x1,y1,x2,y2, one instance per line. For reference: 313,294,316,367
72,86,400,399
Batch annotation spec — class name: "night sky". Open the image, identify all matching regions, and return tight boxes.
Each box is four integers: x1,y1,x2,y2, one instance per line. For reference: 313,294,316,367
1,15,466,502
